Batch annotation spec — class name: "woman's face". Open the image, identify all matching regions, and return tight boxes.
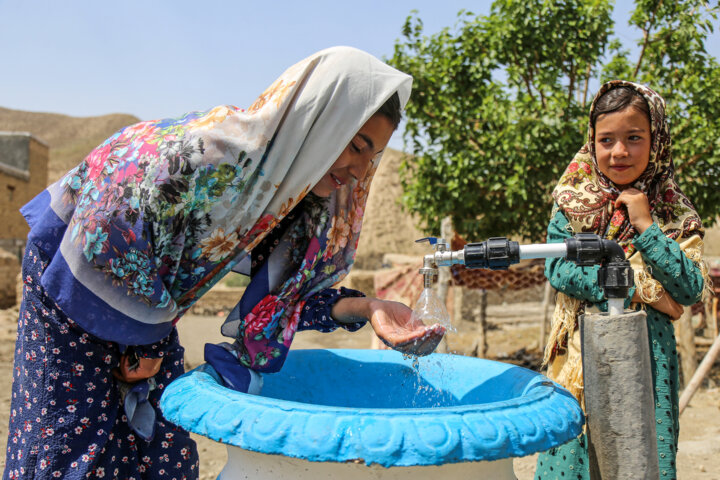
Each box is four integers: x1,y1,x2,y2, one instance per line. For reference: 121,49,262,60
594,106,652,189
311,113,395,197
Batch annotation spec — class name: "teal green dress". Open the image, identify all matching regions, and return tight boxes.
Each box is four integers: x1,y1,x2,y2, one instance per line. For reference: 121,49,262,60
534,211,705,480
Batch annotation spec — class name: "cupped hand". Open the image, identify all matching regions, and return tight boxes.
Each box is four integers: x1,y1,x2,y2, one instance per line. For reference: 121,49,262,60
112,354,163,383
368,299,446,356
615,188,653,233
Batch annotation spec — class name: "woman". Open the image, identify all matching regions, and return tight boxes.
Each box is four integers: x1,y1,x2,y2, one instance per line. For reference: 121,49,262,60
5,46,443,480
534,80,710,479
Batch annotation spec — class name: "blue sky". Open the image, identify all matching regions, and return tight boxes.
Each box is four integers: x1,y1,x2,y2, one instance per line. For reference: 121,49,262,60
1,0,718,150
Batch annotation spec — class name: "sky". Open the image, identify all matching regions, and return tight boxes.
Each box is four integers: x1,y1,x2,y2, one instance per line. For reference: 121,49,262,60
1,0,718,150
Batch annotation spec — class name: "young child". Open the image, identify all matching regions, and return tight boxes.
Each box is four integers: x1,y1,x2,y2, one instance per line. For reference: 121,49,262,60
535,80,711,479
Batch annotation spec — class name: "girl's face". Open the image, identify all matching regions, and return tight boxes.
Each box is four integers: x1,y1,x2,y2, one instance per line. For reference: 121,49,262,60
312,113,394,197
594,106,652,189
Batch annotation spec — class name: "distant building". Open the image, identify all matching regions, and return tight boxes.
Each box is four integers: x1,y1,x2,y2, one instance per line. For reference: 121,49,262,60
0,131,49,259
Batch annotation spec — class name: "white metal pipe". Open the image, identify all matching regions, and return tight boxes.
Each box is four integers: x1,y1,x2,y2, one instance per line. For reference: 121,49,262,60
518,243,567,260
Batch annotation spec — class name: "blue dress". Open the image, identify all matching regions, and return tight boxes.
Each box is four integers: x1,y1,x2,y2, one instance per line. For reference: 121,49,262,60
4,243,365,479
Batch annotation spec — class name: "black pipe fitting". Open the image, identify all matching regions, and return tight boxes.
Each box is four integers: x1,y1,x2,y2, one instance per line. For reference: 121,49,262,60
564,234,633,299
598,261,634,299
464,237,520,270
564,233,604,266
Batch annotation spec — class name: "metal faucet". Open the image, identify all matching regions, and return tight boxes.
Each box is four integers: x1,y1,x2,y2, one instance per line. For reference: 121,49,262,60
416,234,634,314
416,237,463,289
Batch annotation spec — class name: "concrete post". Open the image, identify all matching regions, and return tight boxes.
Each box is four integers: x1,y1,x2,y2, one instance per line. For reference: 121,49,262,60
580,311,659,479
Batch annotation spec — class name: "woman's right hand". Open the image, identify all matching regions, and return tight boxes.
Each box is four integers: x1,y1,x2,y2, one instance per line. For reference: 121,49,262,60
113,354,163,383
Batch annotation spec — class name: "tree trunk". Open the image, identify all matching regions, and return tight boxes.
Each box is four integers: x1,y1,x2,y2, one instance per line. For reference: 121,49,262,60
434,217,453,353
470,289,488,358
539,280,552,350
676,306,697,388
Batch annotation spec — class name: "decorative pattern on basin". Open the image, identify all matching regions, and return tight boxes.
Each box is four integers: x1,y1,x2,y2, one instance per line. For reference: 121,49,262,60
160,349,583,467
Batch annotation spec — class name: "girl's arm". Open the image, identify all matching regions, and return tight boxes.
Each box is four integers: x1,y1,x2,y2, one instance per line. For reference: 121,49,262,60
545,210,636,308
616,189,704,306
298,287,443,356
114,331,176,382
632,224,705,306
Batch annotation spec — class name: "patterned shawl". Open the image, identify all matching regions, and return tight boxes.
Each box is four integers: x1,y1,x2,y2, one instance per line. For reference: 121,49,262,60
21,47,412,374
543,80,709,403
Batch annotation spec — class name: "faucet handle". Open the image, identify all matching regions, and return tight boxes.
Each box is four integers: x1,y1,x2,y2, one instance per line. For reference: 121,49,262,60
416,237,449,251
415,237,439,245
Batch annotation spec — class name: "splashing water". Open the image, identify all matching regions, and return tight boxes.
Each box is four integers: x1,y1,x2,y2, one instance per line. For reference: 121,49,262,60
411,288,455,333
401,352,454,408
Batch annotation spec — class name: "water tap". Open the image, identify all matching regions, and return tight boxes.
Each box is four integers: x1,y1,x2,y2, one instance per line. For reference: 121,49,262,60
415,237,462,288
416,234,634,313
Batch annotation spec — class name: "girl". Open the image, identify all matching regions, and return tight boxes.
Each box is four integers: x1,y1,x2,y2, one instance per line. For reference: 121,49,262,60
535,81,710,479
5,47,443,479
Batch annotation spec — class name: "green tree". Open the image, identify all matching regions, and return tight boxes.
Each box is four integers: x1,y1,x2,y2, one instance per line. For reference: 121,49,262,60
390,0,720,242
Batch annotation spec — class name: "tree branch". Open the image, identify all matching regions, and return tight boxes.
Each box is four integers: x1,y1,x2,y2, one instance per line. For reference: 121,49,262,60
567,59,576,111
582,63,592,109
634,0,663,78
675,147,711,173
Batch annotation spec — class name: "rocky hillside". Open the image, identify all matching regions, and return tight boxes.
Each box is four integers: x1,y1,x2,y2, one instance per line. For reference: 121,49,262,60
0,106,139,183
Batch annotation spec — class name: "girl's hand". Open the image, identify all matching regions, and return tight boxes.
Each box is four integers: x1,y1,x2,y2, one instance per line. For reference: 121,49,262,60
113,354,163,383
615,188,653,233
367,299,446,356
649,291,684,320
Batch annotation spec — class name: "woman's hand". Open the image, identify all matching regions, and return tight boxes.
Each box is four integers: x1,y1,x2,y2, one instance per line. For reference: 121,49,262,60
649,291,684,320
367,299,446,356
112,354,163,383
615,188,653,233
332,297,446,356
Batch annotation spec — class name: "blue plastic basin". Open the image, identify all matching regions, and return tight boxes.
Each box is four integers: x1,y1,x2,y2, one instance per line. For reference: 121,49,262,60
160,349,583,467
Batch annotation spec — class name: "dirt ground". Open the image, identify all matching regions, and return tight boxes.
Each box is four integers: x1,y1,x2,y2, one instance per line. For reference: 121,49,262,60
0,299,718,479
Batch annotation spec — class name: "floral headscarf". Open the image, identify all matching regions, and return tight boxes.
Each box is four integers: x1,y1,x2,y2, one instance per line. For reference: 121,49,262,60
21,47,412,371
553,80,703,252
543,80,709,404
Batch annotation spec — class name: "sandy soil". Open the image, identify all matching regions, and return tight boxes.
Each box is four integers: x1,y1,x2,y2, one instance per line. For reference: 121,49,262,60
0,302,718,479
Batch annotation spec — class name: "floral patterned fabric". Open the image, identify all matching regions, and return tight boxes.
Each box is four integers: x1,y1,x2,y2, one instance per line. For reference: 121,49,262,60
544,81,708,375
537,80,707,480
19,46,412,374
5,243,199,480
552,80,704,255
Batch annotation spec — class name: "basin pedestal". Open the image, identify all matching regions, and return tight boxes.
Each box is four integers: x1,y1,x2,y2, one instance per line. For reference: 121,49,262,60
220,445,515,479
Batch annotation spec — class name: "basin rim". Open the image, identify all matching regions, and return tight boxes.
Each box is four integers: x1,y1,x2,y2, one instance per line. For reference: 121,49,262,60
160,349,584,467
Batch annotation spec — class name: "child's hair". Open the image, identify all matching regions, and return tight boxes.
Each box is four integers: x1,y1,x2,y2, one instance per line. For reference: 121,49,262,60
591,86,650,127
376,92,402,129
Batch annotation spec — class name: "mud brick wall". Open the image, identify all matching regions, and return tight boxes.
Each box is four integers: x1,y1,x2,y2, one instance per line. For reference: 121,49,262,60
0,249,20,308
0,133,49,244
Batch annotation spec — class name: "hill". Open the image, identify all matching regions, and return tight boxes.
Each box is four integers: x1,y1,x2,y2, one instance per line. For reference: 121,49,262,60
0,106,139,183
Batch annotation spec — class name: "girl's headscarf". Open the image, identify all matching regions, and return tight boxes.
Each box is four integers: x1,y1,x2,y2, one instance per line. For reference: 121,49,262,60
553,80,703,250
21,47,412,373
543,80,709,403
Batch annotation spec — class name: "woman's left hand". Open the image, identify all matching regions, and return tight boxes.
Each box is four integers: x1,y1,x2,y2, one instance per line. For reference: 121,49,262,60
367,299,446,356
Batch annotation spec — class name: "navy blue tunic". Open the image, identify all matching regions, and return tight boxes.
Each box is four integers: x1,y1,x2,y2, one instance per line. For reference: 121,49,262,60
4,243,365,479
